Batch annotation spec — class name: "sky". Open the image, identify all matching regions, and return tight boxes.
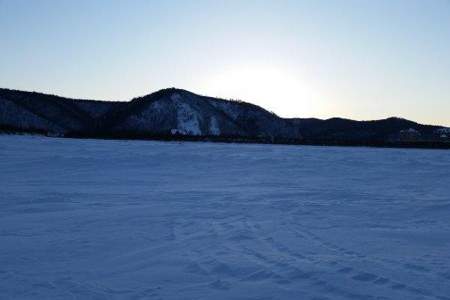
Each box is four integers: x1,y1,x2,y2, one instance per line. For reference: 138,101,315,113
1,0,449,126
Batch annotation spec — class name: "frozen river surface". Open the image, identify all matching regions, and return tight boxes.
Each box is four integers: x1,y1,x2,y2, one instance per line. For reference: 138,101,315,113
1,135,450,300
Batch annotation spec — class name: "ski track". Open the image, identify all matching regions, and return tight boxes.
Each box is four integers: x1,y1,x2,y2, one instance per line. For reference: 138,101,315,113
0,135,449,299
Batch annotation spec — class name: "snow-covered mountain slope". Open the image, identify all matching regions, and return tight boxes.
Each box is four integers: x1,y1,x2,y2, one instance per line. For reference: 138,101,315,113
0,97,64,133
111,89,248,137
1,135,450,299
0,88,116,134
109,88,302,141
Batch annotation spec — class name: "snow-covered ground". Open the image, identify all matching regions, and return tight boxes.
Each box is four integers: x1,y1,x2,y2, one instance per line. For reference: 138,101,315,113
1,135,449,300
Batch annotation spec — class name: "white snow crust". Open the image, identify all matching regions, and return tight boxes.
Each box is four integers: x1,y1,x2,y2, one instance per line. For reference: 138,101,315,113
1,135,450,299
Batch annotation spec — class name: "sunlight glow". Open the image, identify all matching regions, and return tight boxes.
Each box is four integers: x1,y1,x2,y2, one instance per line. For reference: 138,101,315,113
201,65,322,118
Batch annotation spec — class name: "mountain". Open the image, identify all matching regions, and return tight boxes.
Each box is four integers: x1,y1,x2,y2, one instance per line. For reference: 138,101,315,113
0,87,448,148
0,88,301,143
290,117,450,147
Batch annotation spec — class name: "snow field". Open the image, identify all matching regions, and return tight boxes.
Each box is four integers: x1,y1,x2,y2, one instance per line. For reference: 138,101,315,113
1,135,449,299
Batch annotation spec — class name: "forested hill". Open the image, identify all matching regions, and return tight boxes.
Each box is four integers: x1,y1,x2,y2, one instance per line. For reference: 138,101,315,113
0,88,300,143
0,87,449,148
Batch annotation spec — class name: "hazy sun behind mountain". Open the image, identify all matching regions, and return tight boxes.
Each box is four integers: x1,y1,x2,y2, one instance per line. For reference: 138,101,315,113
197,64,323,118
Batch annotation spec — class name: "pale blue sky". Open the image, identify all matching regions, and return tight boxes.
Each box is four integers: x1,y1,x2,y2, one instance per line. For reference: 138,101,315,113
1,0,449,125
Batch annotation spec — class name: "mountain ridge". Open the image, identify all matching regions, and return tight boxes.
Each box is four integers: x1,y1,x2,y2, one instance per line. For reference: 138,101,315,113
1,87,449,149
